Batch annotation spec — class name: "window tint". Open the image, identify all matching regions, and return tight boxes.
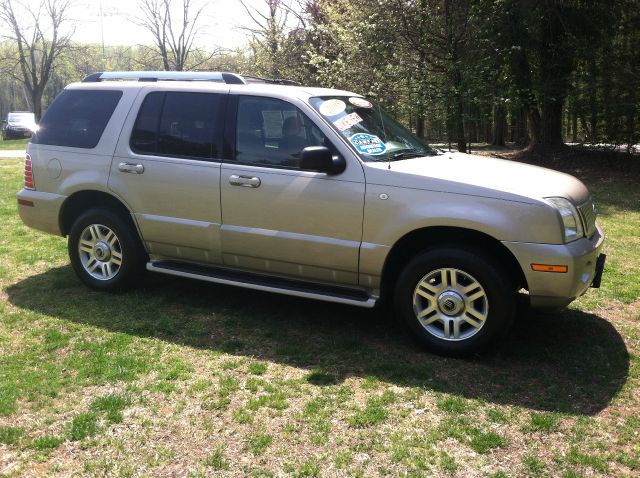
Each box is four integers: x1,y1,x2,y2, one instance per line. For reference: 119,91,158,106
32,89,122,148
235,96,335,168
130,91,223,159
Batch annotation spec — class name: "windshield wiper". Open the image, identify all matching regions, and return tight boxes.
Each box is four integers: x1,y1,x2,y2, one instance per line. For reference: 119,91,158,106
389,151,425,161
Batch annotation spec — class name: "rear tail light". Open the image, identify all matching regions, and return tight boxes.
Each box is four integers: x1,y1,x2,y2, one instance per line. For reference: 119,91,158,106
24,153,34,190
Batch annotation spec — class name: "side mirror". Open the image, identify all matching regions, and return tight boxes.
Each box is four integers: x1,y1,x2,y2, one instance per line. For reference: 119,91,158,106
1,120,6,124
300,146,346,174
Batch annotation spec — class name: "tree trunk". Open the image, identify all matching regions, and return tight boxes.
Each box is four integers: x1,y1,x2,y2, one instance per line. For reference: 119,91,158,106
492,104,505,146
514,107,528,147
416,114,425,139
456,97,466,152
30,88,43,121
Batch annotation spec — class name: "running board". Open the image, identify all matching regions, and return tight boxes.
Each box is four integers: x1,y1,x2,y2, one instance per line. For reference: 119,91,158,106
146,261,377,308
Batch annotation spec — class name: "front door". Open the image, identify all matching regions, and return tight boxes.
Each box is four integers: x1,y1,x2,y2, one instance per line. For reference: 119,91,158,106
109,89,226,264
220,95,365,285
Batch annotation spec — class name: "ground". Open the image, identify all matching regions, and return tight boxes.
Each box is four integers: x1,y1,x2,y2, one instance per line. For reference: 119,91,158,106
0,153,638,478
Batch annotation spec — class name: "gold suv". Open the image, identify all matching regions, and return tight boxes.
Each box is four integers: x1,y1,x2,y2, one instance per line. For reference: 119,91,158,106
17,71,605,356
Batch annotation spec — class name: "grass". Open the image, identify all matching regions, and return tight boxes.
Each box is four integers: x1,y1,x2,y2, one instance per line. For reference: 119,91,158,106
0,137,29,150
0,156,638,477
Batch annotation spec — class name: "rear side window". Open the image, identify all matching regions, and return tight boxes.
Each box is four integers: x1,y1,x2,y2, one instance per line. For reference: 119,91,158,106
32,89,122,148
130,91,224,160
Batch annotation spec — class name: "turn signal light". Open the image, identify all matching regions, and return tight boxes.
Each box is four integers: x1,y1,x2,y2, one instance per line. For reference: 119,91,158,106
531,264,568,273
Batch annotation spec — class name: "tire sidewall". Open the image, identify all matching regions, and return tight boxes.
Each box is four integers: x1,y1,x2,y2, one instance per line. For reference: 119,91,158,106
395,247,514,356
68,209,144,291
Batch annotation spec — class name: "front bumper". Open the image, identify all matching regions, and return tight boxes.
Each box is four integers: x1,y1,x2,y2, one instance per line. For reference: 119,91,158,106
502,224,605,309
4,128,32,138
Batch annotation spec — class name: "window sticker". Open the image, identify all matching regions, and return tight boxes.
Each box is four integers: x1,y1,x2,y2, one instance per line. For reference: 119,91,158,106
349,133,387,155
262,110,284,139
349,97,373,108
319,99,346,116
333,112,363,132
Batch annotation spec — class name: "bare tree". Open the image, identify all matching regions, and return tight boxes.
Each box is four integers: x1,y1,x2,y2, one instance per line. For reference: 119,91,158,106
137,0,211,71
0,0,73,120
239,0,291,78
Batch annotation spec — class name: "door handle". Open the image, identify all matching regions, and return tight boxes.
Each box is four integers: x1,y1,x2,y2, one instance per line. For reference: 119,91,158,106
118,162,144,174
229,174,261,188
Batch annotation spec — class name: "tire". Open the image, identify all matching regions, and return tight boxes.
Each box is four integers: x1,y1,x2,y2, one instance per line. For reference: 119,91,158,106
68,208,146,291
394,247,515,357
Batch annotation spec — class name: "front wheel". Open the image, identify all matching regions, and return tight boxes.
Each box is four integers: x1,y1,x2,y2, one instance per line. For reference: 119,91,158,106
68,209,146,291
394,247,515,356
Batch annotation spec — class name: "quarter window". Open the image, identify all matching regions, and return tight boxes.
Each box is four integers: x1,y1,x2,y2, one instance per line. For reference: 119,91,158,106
130,91,223,159
32,89,122,148
235,96,335,168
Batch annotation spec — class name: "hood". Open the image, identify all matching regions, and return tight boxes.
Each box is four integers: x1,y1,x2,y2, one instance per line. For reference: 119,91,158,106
364,152,590,205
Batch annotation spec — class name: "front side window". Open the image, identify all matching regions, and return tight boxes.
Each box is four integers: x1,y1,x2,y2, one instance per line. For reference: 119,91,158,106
32,89,122,148
235,96,335,168
130,91,223,159
309,96,435,162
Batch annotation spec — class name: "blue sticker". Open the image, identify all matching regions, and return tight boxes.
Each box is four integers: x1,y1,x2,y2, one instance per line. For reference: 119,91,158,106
349,133,387,155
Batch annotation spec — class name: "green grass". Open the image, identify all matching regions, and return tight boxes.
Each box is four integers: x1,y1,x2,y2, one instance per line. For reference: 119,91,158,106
0,157,638,477
68,412,100,441
203,446,228,469
0,426,24,445
0,137,29,150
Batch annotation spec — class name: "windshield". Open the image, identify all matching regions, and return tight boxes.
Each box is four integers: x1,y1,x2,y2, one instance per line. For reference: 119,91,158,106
8,112,34,124
309,96,434,161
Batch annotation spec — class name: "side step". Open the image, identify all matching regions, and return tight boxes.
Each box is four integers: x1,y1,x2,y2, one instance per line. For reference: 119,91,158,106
147,261,377,308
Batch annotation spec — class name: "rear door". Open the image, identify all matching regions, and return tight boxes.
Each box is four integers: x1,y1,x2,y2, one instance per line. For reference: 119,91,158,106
109,87,227,264
219,95,366,285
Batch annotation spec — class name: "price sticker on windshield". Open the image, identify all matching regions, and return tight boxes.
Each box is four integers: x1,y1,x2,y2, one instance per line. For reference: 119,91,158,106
349,97,373,108
349,133,387,155
319,99,346,116
333,112,363,131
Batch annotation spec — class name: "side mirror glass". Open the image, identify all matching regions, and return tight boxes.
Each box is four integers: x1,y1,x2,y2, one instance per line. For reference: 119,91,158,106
299,146,346,174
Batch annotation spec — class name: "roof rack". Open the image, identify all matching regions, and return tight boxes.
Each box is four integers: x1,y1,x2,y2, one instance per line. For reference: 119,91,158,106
243,75,301,86
82,71,301,86
82,71,247,84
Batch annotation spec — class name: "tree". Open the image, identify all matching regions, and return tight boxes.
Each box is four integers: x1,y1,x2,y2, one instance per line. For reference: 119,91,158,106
0,0,73,120
240,0,291,79
137,0,211,71
489,0,613,151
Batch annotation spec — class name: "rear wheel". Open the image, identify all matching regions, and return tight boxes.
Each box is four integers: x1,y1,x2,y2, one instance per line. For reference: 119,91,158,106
394,247,515,356
68,209,146,291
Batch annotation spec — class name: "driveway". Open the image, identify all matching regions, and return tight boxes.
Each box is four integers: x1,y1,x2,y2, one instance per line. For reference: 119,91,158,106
0,150,26,158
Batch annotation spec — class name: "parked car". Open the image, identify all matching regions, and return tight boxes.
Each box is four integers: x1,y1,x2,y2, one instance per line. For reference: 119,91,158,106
16,71,605,356
2,111,36,140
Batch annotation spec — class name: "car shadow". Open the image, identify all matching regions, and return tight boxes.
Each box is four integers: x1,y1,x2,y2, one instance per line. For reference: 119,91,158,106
6,265,629,416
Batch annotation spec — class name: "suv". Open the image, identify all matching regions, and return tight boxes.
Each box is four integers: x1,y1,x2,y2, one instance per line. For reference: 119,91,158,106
2,111,36,140
17,71,605,356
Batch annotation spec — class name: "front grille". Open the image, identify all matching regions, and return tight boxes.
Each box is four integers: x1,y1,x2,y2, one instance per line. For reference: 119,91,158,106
578,198,597,238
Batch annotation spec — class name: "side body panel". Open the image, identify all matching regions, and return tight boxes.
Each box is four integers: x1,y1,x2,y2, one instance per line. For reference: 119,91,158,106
219,93,366,285
22,85,142,234
359,167,562,289
108,85,230,264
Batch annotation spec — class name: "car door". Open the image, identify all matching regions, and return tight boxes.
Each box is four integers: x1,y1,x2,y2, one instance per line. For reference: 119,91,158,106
109,88,227,264
220,95,366,285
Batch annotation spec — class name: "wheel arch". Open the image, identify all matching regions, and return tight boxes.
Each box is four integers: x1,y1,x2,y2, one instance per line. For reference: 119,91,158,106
380,226,528,298
59,190,140,239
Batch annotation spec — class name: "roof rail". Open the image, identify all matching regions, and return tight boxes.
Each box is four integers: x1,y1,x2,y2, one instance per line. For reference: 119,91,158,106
82,71,247,84
243,75,301,86
82,71,302,87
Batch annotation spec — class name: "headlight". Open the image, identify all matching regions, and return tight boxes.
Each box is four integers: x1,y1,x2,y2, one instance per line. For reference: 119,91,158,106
545,197,584,243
